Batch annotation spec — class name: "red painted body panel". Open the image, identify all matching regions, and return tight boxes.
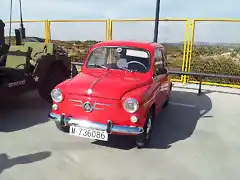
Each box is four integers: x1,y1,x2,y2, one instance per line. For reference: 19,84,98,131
51,40,172,135
65,69,151,100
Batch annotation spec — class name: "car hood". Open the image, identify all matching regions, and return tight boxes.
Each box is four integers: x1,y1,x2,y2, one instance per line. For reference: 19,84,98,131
65,70,151,99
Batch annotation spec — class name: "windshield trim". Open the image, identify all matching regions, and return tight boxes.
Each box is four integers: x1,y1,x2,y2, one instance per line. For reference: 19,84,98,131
85,45,151,73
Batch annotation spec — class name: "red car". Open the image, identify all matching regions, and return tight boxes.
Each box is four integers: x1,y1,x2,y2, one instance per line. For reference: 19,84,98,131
48,40,172,148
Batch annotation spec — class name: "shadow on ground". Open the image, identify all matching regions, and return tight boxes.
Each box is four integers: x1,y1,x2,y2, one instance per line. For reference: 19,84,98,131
92,90,212,150
0,91,51,132
0,151,51,174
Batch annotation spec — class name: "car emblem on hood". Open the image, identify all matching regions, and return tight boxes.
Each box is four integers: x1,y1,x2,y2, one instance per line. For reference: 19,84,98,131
83,102,93,112
87,88,93,95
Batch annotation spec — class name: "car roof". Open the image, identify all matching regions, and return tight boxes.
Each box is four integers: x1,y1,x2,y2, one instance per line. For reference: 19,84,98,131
92,40,165,51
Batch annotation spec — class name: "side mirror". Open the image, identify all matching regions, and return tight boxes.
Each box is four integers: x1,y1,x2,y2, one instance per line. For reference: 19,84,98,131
154,61,167,76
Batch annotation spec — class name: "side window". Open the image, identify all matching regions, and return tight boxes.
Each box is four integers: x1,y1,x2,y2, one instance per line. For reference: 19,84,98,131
154,49,164,69
159,49,165,68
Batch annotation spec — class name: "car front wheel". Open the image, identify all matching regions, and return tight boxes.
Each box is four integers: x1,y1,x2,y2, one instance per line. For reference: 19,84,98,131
135,108,154,149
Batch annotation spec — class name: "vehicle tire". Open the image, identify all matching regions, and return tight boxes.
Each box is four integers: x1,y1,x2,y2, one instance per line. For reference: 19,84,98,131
38,63,68,102
135,108,154,149
55,122,69,133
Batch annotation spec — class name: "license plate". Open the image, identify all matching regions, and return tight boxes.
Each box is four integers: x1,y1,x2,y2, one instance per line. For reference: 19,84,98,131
69,126,108,141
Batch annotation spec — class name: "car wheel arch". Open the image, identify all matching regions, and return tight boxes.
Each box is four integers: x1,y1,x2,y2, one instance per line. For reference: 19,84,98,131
143,103,155,121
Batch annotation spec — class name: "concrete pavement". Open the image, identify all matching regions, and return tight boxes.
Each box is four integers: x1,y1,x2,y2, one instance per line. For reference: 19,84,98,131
0,83,240,180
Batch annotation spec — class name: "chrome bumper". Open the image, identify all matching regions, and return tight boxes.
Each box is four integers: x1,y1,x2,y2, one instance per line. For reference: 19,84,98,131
48,112,144,135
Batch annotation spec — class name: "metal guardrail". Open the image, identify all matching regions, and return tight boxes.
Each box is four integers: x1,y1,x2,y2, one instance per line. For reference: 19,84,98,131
168,71,240,95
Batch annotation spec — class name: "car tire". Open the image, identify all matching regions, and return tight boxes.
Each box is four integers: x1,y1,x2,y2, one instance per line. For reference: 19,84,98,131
55,122,69,133
135,108,154,149
38,63,68,102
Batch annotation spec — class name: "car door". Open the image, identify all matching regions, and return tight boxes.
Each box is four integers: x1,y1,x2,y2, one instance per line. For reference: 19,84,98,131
153,48,166,112
159,48,169,100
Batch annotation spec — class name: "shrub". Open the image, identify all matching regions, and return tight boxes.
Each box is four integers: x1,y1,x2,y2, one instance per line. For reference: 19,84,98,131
190,56,240,85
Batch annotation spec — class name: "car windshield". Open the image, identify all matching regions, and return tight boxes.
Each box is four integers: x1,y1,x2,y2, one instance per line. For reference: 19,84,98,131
86,46,150,73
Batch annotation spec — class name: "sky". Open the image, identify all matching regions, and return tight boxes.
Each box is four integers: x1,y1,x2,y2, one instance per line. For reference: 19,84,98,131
1,0,240,43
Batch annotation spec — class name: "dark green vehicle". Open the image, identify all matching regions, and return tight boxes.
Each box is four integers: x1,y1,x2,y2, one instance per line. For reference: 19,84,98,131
0,19,73,102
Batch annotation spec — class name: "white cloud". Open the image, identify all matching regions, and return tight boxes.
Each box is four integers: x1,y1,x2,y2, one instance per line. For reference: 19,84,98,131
2,0,240,43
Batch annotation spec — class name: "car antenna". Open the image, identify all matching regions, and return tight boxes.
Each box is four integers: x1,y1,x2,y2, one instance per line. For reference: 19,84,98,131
19,0,26,39
8,0,25,46
8,0,13,46
153,0,161,43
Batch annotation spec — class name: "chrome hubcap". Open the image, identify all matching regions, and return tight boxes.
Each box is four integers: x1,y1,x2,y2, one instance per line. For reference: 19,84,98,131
136,111,153,147
146,114,152,139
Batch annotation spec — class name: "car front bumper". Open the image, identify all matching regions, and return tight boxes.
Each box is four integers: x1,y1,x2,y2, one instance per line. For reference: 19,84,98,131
48,112,144,135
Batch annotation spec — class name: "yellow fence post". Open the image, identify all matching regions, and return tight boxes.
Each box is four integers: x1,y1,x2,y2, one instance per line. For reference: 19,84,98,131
105,20,108,41
186,19,195,82
182,20,191,85
47,20,51,42
108,19,112,40
181,20,190,84
44,20,51,43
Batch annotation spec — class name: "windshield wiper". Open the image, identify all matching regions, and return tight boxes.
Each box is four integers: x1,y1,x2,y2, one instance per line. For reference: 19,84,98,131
119,66,132,72
88,64,108,69
119,66,139,72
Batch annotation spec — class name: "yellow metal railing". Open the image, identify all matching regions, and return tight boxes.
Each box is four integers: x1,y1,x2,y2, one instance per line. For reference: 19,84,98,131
48,19,107,42
3,18,240,88
186,19,240,89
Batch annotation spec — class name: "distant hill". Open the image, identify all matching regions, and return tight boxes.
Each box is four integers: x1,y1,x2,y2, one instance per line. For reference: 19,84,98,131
4,36,240,47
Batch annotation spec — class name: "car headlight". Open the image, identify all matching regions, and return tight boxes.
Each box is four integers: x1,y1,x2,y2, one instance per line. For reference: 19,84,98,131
123,98,139,113
51,88,63,103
